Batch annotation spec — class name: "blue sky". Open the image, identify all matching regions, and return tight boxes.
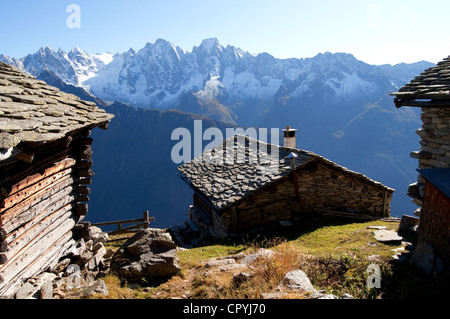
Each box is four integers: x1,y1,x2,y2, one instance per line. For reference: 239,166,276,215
1,0,449,65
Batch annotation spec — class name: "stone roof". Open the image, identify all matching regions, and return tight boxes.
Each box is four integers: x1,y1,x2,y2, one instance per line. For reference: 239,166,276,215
391,56,450,107
0,62,114,150
178,135,393,211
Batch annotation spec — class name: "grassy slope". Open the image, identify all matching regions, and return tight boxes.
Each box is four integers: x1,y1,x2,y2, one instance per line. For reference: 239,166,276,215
85,219,449,299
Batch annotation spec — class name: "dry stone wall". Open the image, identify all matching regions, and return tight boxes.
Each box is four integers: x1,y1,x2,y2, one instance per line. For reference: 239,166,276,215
219,161,393,235
409,107,450,206
416,107,450,171
295,162,392,216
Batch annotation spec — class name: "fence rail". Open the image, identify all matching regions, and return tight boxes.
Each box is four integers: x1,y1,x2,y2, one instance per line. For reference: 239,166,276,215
91,211,155,237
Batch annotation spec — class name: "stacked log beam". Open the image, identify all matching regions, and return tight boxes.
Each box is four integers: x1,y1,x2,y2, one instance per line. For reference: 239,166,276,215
0,133,95,298
0,61,113,298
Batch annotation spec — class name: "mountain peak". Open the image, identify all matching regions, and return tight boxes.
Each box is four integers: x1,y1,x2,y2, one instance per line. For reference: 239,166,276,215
38,45,54,55
155,38,172,46
314,51,357,60
70,46,83,53
126,48,136,56
198,38,222,52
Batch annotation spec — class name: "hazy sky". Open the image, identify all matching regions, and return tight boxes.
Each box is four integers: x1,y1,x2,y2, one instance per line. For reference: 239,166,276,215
1,0,449,65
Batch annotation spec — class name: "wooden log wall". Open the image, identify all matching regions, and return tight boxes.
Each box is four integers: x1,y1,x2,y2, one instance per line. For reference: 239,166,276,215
0,130,95,298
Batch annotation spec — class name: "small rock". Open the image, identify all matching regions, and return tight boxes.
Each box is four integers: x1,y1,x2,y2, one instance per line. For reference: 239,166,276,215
318,294,338,299
240,248,275,265
367,226,387,230
281,270,317,293
233,271,254,286
51,258,71,274
81,280,109,298
373,230,403,244
104,248,115,259
261,292,287,299
15,282,35,299
205,258,236,268
39,279,54,300
181,292,192,299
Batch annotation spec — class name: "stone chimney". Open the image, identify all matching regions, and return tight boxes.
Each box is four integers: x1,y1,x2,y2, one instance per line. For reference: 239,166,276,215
282,125,298,148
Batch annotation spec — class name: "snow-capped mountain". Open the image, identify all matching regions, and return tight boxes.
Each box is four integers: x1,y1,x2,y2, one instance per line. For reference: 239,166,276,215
0,38,432,125
0,39,436,219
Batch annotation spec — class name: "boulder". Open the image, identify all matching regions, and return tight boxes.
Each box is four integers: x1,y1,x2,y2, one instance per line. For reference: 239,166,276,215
111,228,181,279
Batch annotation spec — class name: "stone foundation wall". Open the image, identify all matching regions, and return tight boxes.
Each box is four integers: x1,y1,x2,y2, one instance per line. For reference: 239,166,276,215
417,107,450,170
296,162,392,216
217,161,393,235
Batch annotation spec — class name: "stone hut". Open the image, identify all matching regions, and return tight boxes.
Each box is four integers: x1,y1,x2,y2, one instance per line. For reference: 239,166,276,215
416,168,450,266
0,62,114,298
177,134,394,239
391,55,450,270
391,56,450,208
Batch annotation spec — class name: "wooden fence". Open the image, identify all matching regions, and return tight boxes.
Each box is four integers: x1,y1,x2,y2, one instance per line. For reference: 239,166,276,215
91,211,155,238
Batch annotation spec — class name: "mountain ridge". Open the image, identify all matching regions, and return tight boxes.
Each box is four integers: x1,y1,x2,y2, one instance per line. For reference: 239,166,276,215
0,39,434,124
0,38,436,222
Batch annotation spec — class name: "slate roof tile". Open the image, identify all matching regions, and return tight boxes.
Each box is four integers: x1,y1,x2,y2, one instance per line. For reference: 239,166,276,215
178,135,394,211
0,62,114,150
392,55,450,101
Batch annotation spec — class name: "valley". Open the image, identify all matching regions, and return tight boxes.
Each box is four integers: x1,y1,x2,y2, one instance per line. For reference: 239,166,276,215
0,38,435,227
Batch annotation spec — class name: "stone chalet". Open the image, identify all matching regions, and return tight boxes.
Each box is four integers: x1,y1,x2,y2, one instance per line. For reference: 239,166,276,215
392,55,450,209
391,55,450,268
177,131,394,240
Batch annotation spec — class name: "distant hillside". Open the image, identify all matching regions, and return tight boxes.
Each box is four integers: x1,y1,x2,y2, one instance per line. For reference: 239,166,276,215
36,70,107,107
89,102,235,228
4,40,435,222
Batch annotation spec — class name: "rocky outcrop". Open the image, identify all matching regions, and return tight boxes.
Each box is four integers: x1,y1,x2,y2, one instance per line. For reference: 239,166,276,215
110,228,181,279
14,226,182,299
14,224,113,299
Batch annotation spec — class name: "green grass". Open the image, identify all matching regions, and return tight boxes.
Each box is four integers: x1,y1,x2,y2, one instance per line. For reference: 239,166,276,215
86,218,450,299
177,242,247,267
170,219,406,299
288,219,401,258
